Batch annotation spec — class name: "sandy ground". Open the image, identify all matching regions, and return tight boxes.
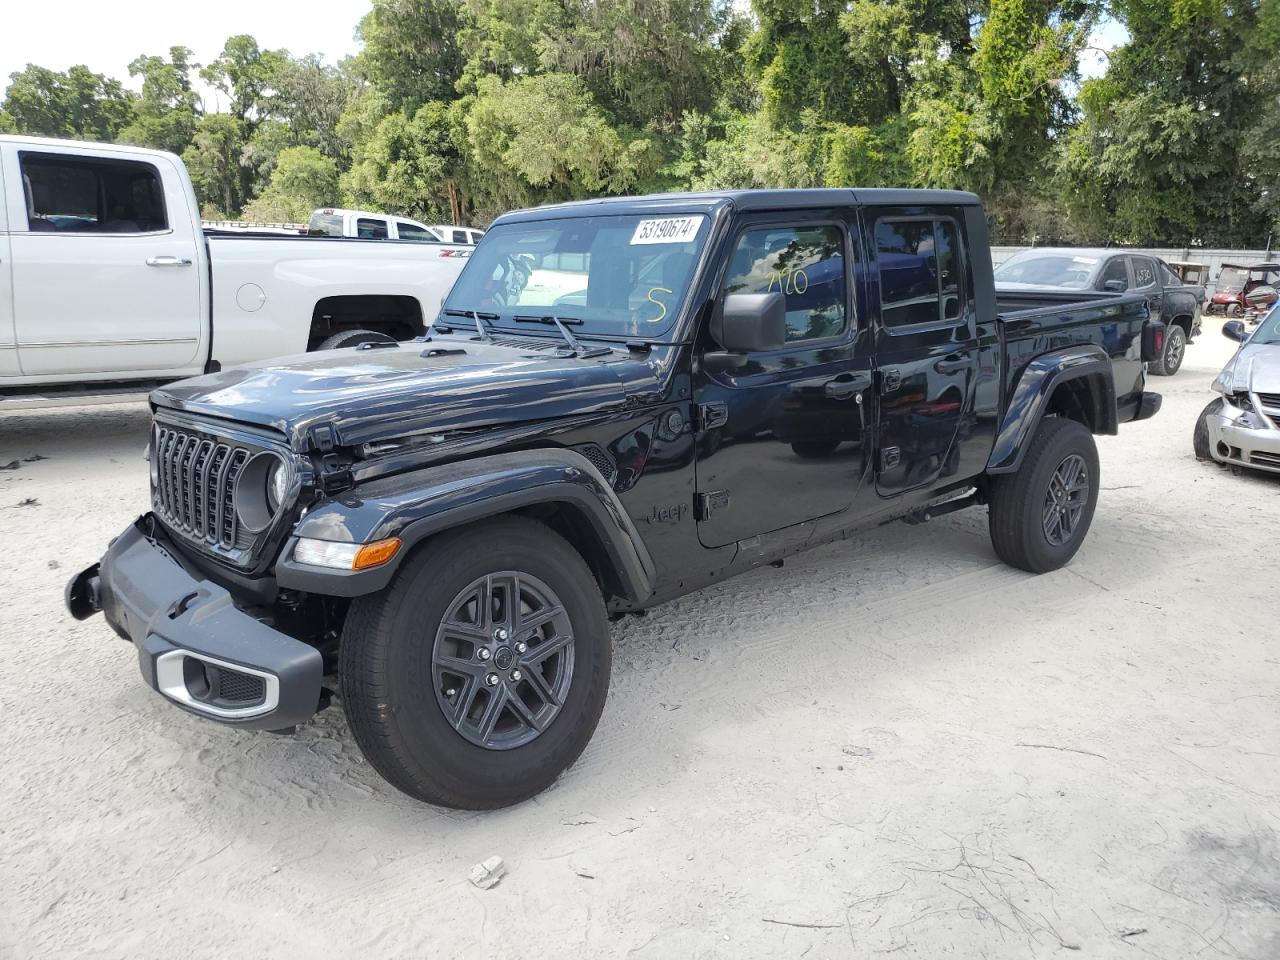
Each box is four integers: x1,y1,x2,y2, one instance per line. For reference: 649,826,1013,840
1,318,1277,959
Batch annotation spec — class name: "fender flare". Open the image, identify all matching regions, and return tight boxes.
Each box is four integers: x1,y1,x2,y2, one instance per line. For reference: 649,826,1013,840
276,449,656,601
986,345,1117,476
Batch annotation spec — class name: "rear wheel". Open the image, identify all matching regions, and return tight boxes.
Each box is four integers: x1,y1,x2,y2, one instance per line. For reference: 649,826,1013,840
1227,302,1243,318
987,418,1100,574
316,328,397,350
1193,397,1224,461
339,516,611,809
1150,324,1186,376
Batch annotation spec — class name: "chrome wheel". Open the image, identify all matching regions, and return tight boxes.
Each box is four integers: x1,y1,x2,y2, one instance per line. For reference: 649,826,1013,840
432,571,575,750
1164,328,1185,371
1042,453,1089,547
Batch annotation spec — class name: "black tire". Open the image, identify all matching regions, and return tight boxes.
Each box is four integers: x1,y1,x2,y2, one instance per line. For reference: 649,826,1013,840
1149,323,1186,376
791,440,841,458
1193,397,1224,460
1227,302,1243,318
316,328,396,350
339,515,611,809
986,417,1100,574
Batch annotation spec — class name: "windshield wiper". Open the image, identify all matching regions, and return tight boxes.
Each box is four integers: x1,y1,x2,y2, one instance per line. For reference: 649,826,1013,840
512,314,610,358
442,307,497,343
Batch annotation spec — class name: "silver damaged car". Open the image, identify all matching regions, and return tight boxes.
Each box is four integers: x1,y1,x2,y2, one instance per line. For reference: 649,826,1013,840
1194,305,1280,473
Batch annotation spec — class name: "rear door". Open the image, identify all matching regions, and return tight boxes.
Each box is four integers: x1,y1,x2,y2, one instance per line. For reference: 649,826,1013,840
1129,255,1164,320
0,150,16,377
355,216,390,239
869,210,979,496
693,213,874,549
6,148,202,377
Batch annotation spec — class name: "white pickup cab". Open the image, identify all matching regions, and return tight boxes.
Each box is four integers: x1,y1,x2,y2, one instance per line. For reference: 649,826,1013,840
0,136,471,392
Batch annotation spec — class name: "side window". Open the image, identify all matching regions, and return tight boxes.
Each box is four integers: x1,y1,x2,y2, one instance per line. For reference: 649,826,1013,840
1098,258,1128,291
21,153,167,233
309,213,343,237
452,229,469,244
470,230,485,244
721,224,847,343
356,217,389,240
1132,256,1157,288
395,221,437,242
876,218,966,327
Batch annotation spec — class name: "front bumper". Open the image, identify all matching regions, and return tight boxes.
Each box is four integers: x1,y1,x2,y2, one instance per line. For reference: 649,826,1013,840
66,517,323,730
1206,399,1280,474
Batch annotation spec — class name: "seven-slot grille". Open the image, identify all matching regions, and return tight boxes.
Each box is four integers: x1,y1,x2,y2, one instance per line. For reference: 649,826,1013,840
153,425,251,549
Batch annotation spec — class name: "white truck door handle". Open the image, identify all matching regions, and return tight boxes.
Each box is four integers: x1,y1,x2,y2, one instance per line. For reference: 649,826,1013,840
146,256,193,267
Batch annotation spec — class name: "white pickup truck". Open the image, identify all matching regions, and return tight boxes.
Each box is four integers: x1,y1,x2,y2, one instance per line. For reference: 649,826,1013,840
0,136,470,395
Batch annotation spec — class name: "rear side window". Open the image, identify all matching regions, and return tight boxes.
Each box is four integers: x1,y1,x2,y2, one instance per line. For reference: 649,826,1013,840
395,221,437,242
721,224,847,342
452,229,469,244
876,218,967,327
1131,256,1158,288
309,213,344,237
21,153,167,234
356,217,389,240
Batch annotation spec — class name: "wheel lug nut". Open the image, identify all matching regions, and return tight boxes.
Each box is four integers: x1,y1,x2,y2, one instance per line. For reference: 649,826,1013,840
485,673,499,686
511,669,523,682
515,642,527,654
477,648,491,661
494,628,509,641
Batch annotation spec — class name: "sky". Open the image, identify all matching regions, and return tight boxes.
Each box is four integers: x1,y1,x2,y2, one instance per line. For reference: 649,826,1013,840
1,0,368,109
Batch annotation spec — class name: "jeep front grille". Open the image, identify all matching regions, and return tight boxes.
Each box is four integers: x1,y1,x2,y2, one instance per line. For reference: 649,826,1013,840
153,425,251,550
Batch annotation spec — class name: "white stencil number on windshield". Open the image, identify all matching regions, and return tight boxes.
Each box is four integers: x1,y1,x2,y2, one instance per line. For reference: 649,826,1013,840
631,217,701,245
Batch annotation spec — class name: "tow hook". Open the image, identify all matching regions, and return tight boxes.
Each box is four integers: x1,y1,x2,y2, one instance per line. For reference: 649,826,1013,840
65,564,103,620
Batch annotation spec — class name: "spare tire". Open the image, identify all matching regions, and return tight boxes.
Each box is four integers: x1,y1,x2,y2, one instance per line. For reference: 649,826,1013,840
316,329,397,350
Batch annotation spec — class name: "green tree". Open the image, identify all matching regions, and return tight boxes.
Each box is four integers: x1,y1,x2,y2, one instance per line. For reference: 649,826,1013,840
242,145,339,221
118,46,201,154
183,113,248,215
356,0,467,111
0,108,14,133
344,100,467,221
201,35,287,124
3,64,135,140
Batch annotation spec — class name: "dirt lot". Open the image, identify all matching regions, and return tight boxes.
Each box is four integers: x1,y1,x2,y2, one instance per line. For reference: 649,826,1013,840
1,318,1277,959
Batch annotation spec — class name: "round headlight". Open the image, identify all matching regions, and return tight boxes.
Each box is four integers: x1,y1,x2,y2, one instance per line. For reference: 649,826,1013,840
236,452,290,532
267,459,289,511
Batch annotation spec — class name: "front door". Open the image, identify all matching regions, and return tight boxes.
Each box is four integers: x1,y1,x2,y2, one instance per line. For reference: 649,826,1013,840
8,149,202,377
693,215,874,549
869,210,978,496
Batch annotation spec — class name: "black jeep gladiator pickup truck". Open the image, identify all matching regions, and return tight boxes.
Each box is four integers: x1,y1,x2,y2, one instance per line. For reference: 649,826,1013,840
67,189,1163,809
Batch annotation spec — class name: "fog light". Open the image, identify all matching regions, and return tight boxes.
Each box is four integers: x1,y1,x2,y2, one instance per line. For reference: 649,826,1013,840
294,537,401,571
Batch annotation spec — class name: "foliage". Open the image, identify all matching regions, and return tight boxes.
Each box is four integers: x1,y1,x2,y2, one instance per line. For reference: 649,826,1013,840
1,4,1277,241
3,64,136,141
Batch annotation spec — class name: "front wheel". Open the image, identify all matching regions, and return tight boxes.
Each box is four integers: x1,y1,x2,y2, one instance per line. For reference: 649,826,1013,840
339,516,611,809
1193,397,1224,460
986,418,1100,574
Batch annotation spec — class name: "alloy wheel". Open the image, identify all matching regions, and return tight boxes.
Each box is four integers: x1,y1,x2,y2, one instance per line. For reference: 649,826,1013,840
431,571,575,750
1042,453,1089,547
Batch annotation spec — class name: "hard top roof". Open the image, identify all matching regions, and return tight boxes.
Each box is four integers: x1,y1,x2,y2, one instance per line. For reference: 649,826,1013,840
493,188,982,226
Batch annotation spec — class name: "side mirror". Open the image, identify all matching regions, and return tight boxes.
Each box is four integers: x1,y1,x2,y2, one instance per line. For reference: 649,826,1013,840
708,292,787,362
1102,279,1127,293
1222,319,1247,342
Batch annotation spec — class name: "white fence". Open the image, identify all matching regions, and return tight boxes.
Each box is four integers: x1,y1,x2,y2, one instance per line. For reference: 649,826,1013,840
990,246,1275,296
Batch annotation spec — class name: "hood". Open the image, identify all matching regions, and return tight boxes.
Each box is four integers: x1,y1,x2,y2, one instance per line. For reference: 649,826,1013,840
1213,341,1280,394
154,336,663,451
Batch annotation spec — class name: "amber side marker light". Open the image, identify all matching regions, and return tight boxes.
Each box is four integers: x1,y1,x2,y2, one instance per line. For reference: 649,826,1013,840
353,537,402,570
294,536,402,571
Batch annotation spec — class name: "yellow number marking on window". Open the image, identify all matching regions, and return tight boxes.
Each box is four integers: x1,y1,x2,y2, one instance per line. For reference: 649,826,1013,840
646,286,673,323
767,267,809,295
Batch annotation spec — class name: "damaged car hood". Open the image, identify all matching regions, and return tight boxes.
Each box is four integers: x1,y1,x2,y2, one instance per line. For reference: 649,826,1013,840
152,336,663,450
1213,342,1280,394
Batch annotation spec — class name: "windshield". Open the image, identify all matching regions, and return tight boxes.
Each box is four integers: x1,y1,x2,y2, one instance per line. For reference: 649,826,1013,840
441,214,708,338
1217,267,1247,294
1251,303,1280,344
993,252,1098,288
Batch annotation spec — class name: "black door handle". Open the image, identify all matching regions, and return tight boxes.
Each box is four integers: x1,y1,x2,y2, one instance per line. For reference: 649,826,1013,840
934,357,970,375
823,373,872,399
